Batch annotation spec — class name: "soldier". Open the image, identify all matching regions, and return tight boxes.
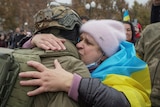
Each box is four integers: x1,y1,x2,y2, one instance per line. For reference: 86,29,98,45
1,5,90,107
29,5,91,107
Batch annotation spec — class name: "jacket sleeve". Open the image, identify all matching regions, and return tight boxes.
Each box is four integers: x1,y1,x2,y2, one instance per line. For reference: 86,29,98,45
22,38,35,48
78,78,130,107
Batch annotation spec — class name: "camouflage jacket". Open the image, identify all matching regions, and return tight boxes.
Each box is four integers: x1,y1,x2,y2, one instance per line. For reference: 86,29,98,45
135,22,160,107
1,39,90,107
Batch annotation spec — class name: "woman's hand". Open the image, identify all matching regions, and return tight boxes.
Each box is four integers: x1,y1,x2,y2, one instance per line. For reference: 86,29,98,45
19,59,73,96
31,34,66,50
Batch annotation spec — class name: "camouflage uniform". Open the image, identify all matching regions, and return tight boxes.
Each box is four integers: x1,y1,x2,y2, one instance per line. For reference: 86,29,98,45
1,5,90,107
32,5,90,107
135,22,160,107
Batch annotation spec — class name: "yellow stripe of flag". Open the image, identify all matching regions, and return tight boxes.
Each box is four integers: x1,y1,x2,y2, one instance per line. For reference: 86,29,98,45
123,10,130,21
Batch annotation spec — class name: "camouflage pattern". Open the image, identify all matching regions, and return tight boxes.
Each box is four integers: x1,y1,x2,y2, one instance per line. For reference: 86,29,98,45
33,6,82,33
135,22,160,107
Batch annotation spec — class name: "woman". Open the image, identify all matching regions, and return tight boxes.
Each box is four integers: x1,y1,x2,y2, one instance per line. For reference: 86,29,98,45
0,33,7,47
20,20,151,107
122,21,136,44
134,23,142,43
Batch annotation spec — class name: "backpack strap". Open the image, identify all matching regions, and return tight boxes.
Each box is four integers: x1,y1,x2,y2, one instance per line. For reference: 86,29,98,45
5,49,41,107
0,49,20,107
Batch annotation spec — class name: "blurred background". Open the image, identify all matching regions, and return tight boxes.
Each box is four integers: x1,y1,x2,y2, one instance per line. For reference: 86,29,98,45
0,0,152,32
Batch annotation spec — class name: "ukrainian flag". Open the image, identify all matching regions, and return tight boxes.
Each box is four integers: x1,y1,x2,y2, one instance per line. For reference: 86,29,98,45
91,41,151,107
123,10,130,21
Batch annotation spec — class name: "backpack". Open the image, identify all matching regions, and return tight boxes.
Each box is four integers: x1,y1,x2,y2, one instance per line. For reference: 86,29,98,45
0,48,40,107
0,48,19,107
0,41,90,107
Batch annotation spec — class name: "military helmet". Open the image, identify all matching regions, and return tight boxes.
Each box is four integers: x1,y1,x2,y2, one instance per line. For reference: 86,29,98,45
33,6,82,33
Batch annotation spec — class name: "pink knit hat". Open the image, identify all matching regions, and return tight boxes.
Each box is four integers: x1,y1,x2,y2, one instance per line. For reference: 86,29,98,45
80,19,126,57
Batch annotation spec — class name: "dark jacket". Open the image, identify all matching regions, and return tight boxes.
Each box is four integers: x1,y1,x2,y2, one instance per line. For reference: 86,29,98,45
135,22,160,106
78,78,130,107
151,5,160,23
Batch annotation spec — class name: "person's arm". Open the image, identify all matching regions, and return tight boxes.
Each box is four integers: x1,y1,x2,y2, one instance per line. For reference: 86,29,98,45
19,60,130,107
19,59,74,96
22,37,35,48
77,78,130,107
22,33,66,50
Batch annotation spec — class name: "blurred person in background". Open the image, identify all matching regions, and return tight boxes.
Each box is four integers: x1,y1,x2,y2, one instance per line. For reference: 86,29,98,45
151,0,160,23
15,29,27,48
134,23,142,41
0,33,7,47
122,21,136,45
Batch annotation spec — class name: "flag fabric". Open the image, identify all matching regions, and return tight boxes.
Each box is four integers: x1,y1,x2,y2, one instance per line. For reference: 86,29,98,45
91,41,151,107
123,10,130,21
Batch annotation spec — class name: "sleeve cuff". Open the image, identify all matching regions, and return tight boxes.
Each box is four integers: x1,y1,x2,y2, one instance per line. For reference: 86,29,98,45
22,38,35,48
68,73,82,101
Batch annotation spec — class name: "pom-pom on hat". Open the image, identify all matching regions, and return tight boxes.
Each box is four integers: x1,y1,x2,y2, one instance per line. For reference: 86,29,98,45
80,19,126,57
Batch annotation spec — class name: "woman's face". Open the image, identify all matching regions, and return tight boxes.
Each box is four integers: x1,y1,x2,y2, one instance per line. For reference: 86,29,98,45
124,23,132,41
0,35,5,40
76,32,103,65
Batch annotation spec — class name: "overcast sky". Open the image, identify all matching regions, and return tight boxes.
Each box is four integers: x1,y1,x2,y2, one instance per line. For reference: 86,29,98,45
55,0,71,4
125,0,148,7
55,0,148,7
